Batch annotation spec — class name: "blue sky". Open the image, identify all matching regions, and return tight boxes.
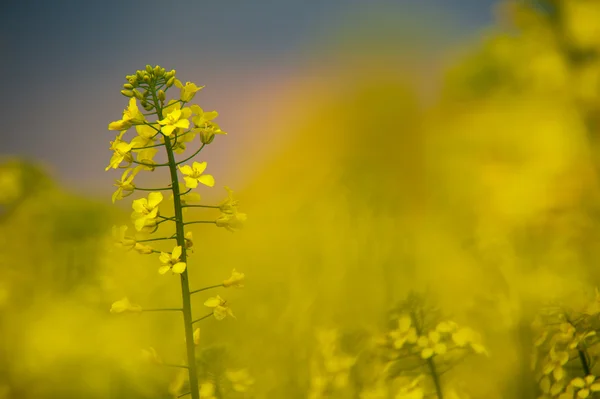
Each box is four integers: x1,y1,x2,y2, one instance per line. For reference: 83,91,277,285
1,0,499,196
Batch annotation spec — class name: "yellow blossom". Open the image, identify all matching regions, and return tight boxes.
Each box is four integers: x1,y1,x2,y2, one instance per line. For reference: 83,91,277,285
542,346,569,381
136,148,158,171
193,327,201,345
178,161,215,189
389,315,418,350
158,107,190,137
108,98,146,130
184,231,194,251
141,347,162,365
223,269,245,288
199,381,216,399
204,295,235,320
225,369,255,392
417,331,447,359
216,208,247,232
570,375,600,398
112,225,136,250
158,245,186,274
106,131,134,170
395,375,425,399
130,124,158,150
451,327,488,355
176,81,204,102
131,192,163,232
134,243,153,254
110,297,142,313
112,168,138,203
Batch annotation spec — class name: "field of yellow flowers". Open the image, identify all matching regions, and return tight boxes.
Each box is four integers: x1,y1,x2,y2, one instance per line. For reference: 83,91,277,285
3,1,600,398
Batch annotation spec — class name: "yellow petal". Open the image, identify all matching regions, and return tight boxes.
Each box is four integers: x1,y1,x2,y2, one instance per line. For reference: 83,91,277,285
193,161,207,174
158,265,171,274
198,174,215,187
172,262,187,274
178,165,193,175
171,245,182,260
204,296,222,308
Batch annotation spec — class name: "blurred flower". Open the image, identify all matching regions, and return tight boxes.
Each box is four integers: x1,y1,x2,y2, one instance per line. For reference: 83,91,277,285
112,168,138,203
193,327,201,345
542,346,569,381
110,297,142,313
389,315,418,350
131,192,163,231
225,368,255,392
112,225,136,250
141,347,162,365
199,381,216,399
204,295,235,320
417,331,447,359
223,269,245,288
451,327,488,355
569,375,600,398
395,375,425,399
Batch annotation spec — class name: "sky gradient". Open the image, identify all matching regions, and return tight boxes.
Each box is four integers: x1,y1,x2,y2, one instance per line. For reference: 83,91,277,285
1,0,499,197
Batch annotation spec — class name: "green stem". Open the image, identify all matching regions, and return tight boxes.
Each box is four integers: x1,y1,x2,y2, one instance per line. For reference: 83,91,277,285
191,313,212,324
152,83,200,399
182,204,220,209
410,309,444,399
184,221,216,226
190,284,223,295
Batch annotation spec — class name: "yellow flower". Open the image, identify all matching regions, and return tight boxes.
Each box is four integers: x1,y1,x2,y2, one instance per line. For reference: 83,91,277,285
112,168,138,203
141,347,162,365
110,297,142,313
108,98,146,130
136,148,158,171
570,375,600,398
199,381,216,399
158,106,190,136
389,315,418,350
417,331,447,359
193,327,201,345
106,131,133,170
184,231,194,251
158,246,186,274
451,327,488,355
539,375,566,397
178,161,215,189
204,295,235,320
225,369,255,393
216,209,247,232
542,346,569,381
219,186,239,213
176,81,204,102
223,269,245,288
131,192,163,232
130,124,158,150
112,225,136,250
134,243,153,254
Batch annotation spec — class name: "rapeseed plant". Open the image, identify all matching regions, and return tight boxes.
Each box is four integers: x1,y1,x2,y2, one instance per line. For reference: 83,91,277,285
105,65,247,399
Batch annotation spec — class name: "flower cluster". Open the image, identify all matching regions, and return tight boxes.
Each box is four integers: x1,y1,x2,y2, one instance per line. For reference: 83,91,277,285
532,295,600,399
105,65,246,399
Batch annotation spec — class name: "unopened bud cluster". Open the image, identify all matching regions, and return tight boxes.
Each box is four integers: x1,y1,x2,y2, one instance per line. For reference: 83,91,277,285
121,65,177,111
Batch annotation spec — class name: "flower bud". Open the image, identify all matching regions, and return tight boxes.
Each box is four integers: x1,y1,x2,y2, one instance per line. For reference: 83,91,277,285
166,77,175,87
128,77,137,85
169,69,176,77
200,130,215,144
136,70,144,80
156,67,165,77
143,75,151,83
123,83,134,90
158,90,166,102
121,90,134,97
145,65,153,74
132,89,144,100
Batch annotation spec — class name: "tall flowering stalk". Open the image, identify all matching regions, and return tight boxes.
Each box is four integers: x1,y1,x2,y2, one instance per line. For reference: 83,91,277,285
105,65,247,399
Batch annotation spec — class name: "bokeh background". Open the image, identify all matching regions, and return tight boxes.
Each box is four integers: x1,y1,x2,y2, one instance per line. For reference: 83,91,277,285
4,0,600,398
